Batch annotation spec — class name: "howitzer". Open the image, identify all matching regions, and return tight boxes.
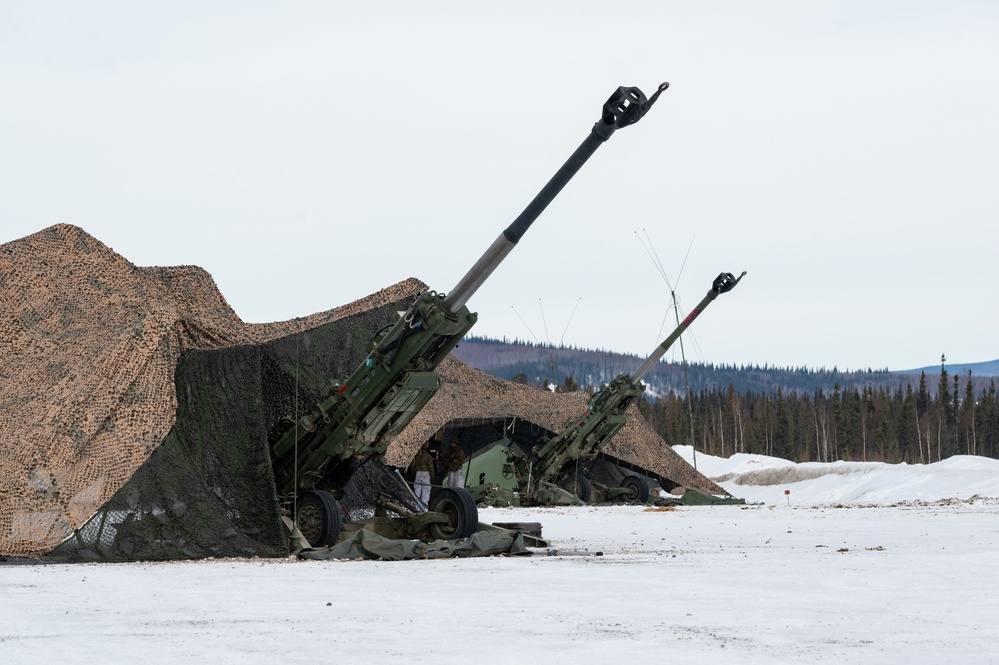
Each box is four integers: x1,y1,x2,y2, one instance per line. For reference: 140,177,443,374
268,82,670,547
467,270,745,506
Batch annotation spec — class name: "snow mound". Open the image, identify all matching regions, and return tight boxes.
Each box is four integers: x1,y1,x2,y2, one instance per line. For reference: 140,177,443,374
672,445,999,505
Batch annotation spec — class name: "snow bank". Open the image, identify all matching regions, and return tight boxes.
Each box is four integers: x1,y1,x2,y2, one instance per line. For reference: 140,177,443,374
673,446,999,505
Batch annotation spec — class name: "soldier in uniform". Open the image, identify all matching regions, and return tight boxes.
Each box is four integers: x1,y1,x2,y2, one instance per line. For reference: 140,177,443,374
442,437,465,488
409,442,434,505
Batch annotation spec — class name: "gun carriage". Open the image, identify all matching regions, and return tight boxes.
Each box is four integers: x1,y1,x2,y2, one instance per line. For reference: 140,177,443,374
268,83,670,546
465,271,745,507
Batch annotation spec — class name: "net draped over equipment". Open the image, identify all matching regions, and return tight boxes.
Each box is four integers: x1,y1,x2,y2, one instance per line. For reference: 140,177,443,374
2,224,725,561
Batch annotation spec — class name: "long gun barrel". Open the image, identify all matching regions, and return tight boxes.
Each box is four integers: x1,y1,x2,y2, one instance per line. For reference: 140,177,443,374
443,82,670,313
629,271,745,383
524,271,745,484
269,82,670,497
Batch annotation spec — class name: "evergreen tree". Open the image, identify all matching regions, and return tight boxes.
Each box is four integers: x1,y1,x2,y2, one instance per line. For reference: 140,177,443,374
636,373,999,465
917,372,930,415
961,371,976,455
953,374,961,453
772,388,794,459
916,372,930,463
936,355,952,460
832,382,843,460
860,386,874,461
561,375,580,393
898,385,918,463
983,381,998,458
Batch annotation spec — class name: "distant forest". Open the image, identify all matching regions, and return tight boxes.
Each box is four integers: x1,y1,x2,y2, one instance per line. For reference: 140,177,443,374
452,336,999,463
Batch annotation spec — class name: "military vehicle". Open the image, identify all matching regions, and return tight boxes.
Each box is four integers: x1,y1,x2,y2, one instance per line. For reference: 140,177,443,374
267,82,670,547
465,270,745,506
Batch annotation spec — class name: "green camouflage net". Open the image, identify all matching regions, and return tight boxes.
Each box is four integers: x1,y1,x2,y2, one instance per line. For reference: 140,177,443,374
50,301,419,562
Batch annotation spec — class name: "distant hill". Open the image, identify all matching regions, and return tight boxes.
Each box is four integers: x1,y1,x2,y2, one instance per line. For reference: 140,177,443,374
452,336,999,396
898,359,999,378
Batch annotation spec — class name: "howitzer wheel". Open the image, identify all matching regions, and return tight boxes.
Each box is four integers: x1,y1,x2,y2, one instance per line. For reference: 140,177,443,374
295,490,343,548
561,473,592,503
621,475,651,503
428,488,478,540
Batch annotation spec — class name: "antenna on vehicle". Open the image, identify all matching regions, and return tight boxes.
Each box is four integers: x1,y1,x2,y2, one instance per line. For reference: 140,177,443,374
539,298,551,347
635,230,700,470
511,304,551,389
559,297,583,348
539,298,555,387
511,304,542,345
512,296,582,391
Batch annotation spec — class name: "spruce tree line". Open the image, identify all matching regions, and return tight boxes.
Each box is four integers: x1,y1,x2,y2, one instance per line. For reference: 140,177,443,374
459,338,999,463
634,364,999,463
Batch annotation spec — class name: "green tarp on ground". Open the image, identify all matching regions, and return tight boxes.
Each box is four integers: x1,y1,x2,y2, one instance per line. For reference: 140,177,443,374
680,488,746,505
300,528,530,561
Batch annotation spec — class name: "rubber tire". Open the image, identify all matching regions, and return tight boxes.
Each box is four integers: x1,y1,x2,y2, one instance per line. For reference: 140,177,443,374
561,472,592,503
621,475,651,503
295,490,342,548
428,487,478,541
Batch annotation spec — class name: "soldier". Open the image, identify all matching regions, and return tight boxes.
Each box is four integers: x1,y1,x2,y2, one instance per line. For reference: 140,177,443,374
409,442,434,505
442,437,465,488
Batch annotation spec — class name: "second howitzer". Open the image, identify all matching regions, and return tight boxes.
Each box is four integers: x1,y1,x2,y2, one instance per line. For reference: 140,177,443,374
467,271,745,506
268,82,670,547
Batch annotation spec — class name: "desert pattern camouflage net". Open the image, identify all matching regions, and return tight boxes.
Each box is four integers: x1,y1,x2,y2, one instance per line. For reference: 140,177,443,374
383,357,727,495
1,224,423,558
2,224,722,560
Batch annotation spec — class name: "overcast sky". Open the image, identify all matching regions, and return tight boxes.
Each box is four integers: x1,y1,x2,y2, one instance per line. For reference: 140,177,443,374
3,1,997,372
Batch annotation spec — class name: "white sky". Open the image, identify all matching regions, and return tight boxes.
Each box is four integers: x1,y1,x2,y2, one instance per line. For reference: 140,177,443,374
3,2,997,372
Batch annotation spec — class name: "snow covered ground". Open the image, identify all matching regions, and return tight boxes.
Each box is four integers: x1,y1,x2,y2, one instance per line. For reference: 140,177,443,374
3,450,999,664
674,445,999,506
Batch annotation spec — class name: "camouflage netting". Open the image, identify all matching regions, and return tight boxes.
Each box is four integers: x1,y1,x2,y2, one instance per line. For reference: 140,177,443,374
1,224,423,559
2,224,723,561
383,358,727,496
